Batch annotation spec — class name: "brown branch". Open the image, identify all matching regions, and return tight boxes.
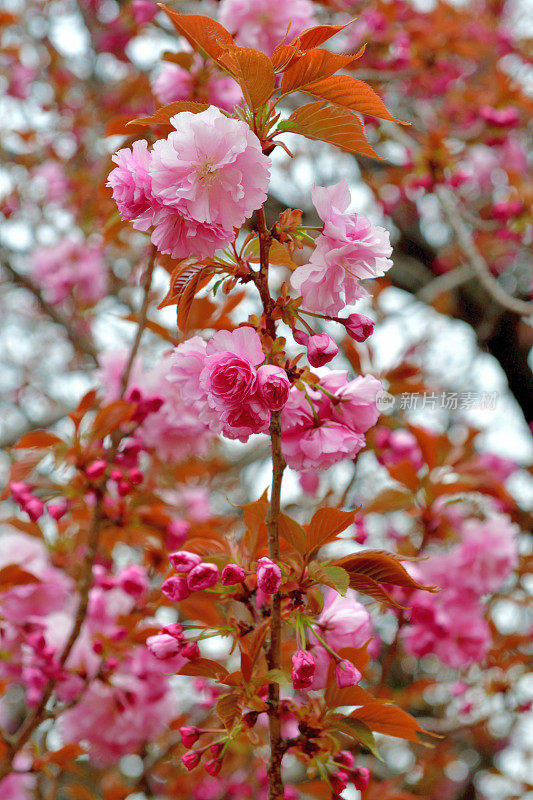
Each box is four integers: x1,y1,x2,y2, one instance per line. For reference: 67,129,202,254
119,245,157,397
1,258,99,364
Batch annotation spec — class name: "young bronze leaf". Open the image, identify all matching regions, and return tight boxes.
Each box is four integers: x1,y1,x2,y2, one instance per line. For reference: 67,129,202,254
335,550,438,592
277,102,381,159
216,692,241,729
280,49,364,95
128,101,211,129
15,431,63,449
176,268,213,332
347,573,404,608
278,512,307,555
300,75,407,124
92,400,133,440
295,22,355,50
179,658,229,680
218,47,275,111
272,42,301,73
0,565,41,589
325,681,377,711
350,703,435,743
327,715,381,758
306,507,357,555
159,7,234,62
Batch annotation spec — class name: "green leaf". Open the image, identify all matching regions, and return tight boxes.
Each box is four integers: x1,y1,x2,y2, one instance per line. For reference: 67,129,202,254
328,715,382,759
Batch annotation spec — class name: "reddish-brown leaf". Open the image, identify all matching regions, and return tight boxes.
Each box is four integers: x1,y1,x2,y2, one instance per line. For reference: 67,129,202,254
325,681,377,710
218,47,275,110
347,573,404,607
0,565,41,590
295,22,355,50
177,268,213,332
300,75,406,123
280,48,365,95
364,487,414,514
350,703,434,743
178,658,229,680
278,102,381,159
159,7,234,62
306,507,357,555
279,512,307,555
336,550,437,592
272,42,301,73
15,431,63,449
128,100,210,129
91,400,133,440
216,692,241,729
46,744,85,768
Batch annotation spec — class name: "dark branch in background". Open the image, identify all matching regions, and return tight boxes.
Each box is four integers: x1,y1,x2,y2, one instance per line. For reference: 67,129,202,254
1,258,99,364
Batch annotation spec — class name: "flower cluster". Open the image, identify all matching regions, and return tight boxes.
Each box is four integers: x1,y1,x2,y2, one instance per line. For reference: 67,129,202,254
108,107,271,259
170,327,290,442
281,369,382,471
32,236,107,306
404,512,518,667
152,60,242,112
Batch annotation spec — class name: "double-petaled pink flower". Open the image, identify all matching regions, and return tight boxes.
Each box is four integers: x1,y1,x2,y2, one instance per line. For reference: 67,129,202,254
281,369,382,471
291,180,393,316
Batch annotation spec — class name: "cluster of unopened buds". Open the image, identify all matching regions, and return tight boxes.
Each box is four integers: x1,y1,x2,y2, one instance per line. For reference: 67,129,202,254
9,481,67,522
330,751,370,796
86,458,144,498
291,312,375,368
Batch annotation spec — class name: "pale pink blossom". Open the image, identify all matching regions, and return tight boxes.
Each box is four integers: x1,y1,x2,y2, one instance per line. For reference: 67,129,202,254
455,514,518,595
281,370,381,470
152,61,242,112
60,648,177,765
32,161,70,205
312,589,375,655
335,659,362,688
32,236,107,306
219,0,315,55
149,107,270,257
0,773,36,800
291,180,392,315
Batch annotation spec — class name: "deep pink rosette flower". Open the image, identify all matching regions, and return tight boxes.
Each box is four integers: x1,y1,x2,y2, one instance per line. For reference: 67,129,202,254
342,313,375,342
221,564,247,585
219,0,315,55
256,365,291,410
202,353,257,407
107,139,155,231
150,107,270,240
291,180,392,315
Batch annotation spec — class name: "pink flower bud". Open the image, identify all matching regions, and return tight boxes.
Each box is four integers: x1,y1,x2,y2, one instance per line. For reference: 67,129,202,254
161,623,183,640
343,313,375,342
9,481,31,503
187,563,220,592
330,770,350,794
307,333,338,367
86,460,107,480
25,498,44,522
209,742,224,758
110,469,123,482
335,659,362,688
181,641,200,660
165,519,190,549
221,563,246,585
117,564,148,599
204,757,222,777
292,649,316,691
147,632,181,659
161,575,190,601
256,365,291,411
128,468,144,485
180,726,200,748
117,480,131,497
182,750,201,771
352,766,370,792
256,557,282,595
335,750,355,769
47,499,68,520
169,550,202,574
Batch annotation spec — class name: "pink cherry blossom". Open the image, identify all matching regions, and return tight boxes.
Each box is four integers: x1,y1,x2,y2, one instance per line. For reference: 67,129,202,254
221,564,247,585
132,0,158,24
291,180,393,315
256,365,290,410
152,61,242,112
32,236,107,306
107,139,155,231
307,333,339,367
169,550,203,573
342,313,375,342
149,107,270,254
187,563,220,592
32,161,70,205
219,0,315,56
152,62,195,105
454,514,518,595
335,659,362,688
281,370,381,470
